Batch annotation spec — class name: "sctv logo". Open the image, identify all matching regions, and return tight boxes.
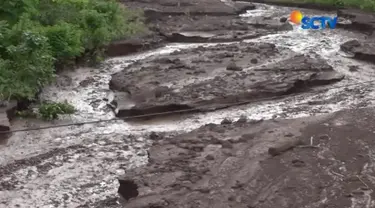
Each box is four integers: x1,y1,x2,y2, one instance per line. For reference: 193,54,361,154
289,10,338,29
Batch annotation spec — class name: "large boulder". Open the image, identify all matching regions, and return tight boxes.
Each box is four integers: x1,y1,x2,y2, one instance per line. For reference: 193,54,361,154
110,42,344,118
337,9,375,34
117,107,375,208
340,39,375,64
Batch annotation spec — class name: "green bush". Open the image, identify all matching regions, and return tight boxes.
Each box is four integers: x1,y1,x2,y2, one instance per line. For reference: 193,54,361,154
41,22,84,63
0,0,145,101
38,101,76,120
0,17,55,100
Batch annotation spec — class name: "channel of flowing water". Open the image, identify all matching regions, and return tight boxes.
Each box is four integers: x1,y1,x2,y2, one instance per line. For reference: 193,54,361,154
1,3,375,208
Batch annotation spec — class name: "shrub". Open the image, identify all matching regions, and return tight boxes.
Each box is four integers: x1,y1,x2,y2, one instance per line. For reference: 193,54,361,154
41,22,84,63
0,0,145,101
0,17,55,100
38,101,76,120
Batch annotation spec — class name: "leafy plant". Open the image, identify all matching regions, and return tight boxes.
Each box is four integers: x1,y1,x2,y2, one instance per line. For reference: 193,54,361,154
0,0,145,102
38,101,76,120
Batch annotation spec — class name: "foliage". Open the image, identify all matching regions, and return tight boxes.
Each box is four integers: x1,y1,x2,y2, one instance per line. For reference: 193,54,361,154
0,0,145,101
38,101,76,120
16,101,76,120
0,17,55,100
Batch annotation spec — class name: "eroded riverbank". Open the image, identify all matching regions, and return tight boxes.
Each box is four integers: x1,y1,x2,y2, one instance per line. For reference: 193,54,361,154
1,1,375,208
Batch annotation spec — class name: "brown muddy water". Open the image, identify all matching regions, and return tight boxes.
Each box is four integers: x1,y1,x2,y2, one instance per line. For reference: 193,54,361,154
1,3,374,208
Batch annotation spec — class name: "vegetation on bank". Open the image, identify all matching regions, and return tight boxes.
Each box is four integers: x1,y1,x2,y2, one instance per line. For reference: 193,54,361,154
280,0,375,11
16,101,76,120
0,0,145,102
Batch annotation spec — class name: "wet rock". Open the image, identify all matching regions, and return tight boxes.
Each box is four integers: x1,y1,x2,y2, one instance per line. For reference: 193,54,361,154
79,77,95,87
278,22,294,31
233,2,256,14
106,34,164,57
340,40,375,64
118,179,139,201
226,61,242,71
111,43,344,118
164,30,266,43
280,17,288,22
238,133,255,142
164,32,216,43
337,9,375,34
205,154,215,160
340,39,361,53
291,159,305,167
221,118,232,124
268,137,302,156
221,140,233,149
237,115,248,123
349,65,359,71
308,71,345,86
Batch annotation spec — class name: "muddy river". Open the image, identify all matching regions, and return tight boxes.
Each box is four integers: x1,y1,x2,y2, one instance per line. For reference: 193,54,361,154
1,3,375,208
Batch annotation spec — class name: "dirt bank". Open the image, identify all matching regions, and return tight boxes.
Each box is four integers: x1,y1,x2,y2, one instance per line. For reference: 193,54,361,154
110,41,344,117
119,107,375,208
0,101,18,141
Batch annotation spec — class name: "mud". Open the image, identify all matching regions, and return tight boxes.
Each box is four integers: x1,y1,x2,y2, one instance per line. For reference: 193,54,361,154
110,42,344,117
119,107,375,208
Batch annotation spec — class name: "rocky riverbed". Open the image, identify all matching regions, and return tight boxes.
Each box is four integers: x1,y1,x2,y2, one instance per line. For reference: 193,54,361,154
2,0,375,207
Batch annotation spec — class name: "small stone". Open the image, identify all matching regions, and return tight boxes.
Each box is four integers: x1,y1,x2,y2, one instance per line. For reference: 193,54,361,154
361,186,370,191
349,65,359,72
198,188,210,193
205,154,215,160
221,118,232,124
149,132,160,140
352,190,364,195
226,61,242,71
239,133,255,142
318,134,330,140
278,22,294,31
280,17,288,22
285,133,294,137
137,152,146,156
250,58,258,64
221,140,233,149
291,159,305,167
237,115,247,123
